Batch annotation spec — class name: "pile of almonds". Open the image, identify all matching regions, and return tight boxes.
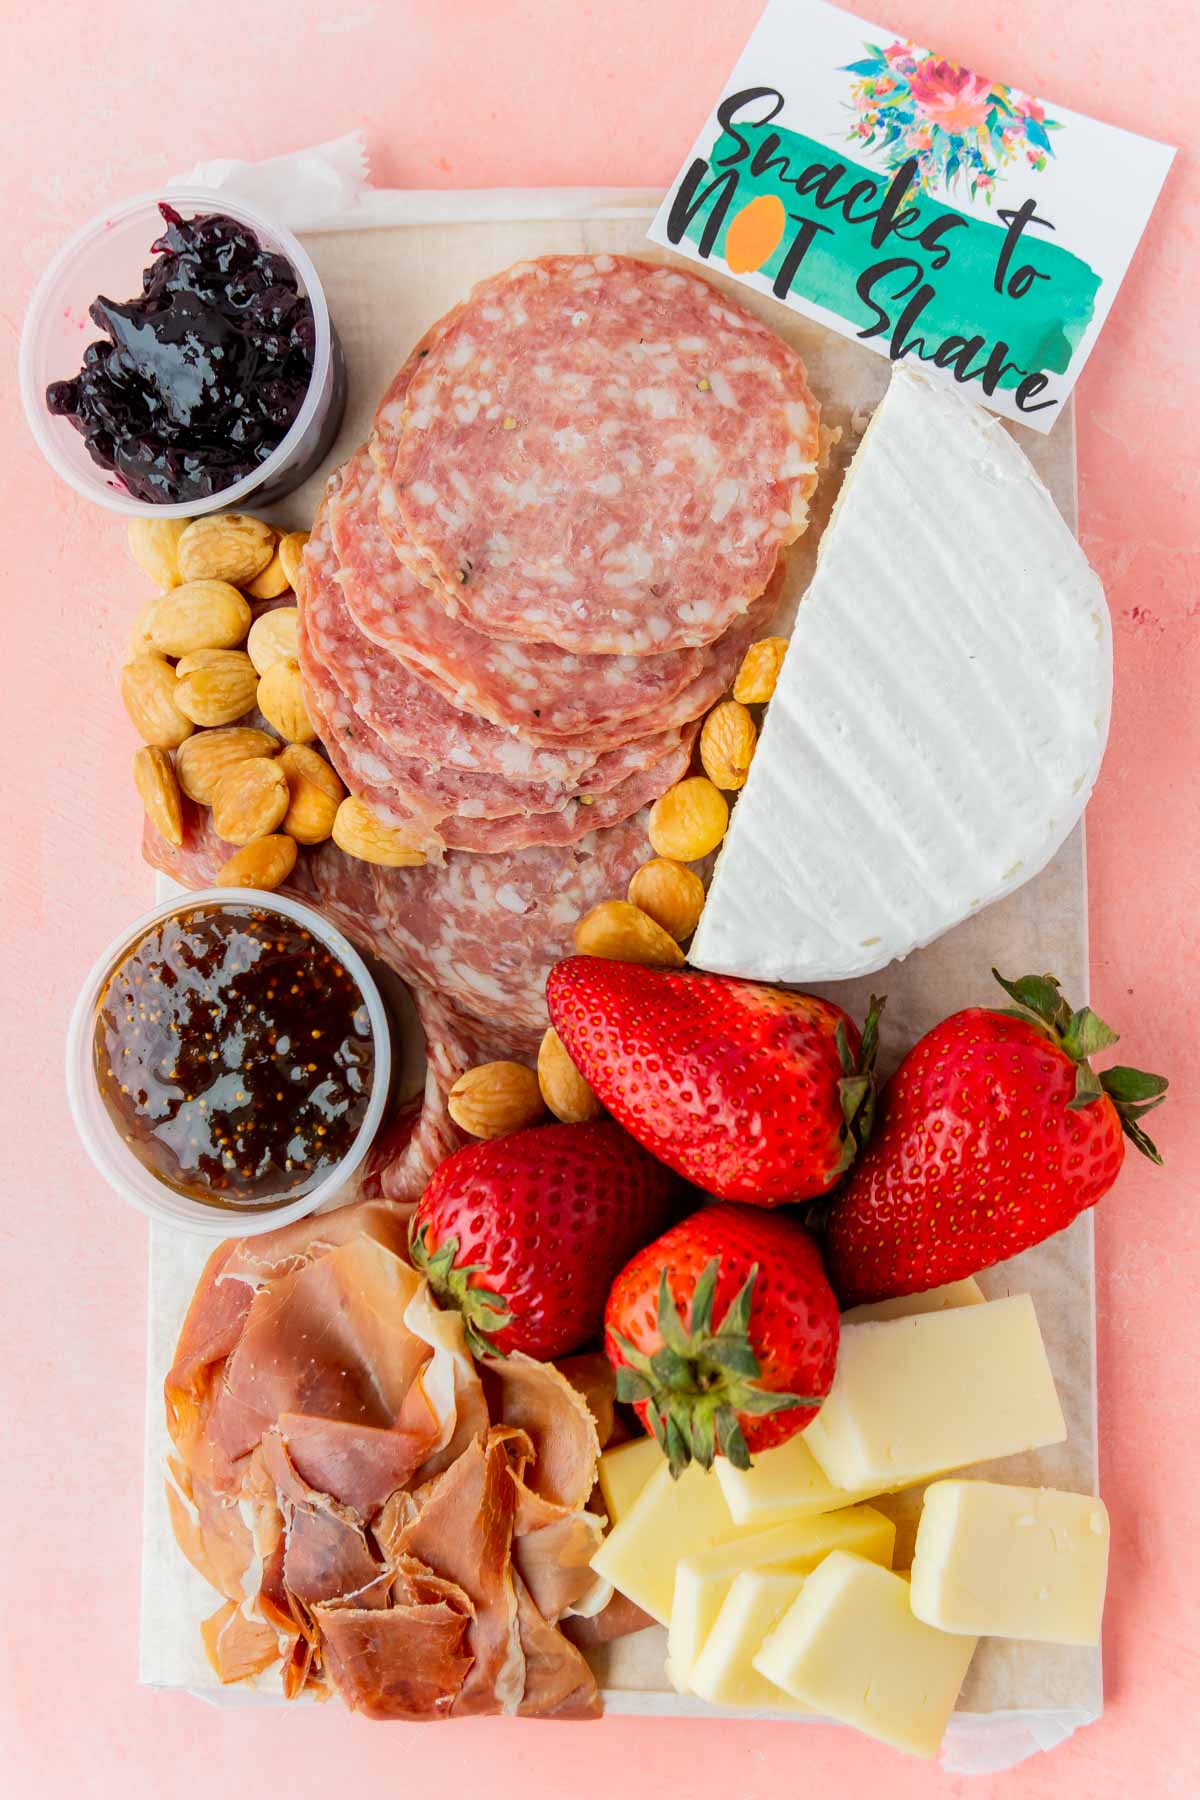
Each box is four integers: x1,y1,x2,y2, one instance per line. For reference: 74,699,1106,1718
119,512,423,888
448,630,790,1140
121,512,313,887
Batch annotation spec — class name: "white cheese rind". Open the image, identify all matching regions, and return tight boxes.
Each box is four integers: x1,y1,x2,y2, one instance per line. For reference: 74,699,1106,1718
690,364,1112,983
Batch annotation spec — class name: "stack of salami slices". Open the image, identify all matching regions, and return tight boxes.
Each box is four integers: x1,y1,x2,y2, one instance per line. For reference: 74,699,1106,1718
297,253,820,861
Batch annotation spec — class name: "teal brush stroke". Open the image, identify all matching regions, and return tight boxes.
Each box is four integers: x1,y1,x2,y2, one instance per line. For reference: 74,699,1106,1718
682,123,1100,391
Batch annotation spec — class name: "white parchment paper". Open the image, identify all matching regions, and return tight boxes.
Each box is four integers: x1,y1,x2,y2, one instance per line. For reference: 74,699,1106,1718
139,137,1102,1774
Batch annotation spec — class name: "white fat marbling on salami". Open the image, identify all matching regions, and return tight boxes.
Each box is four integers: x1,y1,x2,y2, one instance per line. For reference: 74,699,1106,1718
299,491,699,850
331,440,710,743
373,255,819,654
369,810,656,1032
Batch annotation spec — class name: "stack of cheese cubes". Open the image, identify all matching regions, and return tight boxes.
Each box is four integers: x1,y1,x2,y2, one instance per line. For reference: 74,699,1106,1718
591,1284,1110,1760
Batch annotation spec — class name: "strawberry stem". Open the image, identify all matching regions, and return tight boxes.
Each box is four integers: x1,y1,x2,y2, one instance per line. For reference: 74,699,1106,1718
611,1258,822,1479
991,969,1168,1163
833,994,887,1174
408,1219,513,1358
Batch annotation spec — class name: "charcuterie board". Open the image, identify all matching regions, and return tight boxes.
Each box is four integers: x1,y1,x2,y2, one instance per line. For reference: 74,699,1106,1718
134,190,1101,1769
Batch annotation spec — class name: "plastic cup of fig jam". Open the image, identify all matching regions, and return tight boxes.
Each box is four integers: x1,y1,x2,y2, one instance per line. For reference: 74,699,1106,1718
20,187,345,518
65,890,391,1237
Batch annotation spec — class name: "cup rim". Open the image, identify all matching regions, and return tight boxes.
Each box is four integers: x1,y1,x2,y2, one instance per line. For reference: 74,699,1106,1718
65,888,392,1237
20,186,332,519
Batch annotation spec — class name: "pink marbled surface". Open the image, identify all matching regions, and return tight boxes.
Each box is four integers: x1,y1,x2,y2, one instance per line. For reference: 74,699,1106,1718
1,2,1196,1794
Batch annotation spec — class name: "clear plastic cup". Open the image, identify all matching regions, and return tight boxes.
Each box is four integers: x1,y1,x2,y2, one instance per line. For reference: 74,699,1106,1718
20,187,346,518
65,889,392,1237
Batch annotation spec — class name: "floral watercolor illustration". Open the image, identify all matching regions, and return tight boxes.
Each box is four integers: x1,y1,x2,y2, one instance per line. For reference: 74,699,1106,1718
843,40,1062,203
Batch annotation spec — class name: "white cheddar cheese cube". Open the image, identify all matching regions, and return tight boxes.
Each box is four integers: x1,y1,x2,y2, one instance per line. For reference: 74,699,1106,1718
667,1503,894,1691
841,1277,985,1324
754,1551,978,1759
717,1280,986,1528
911,1480,1110,1644
689,361,1111,985
715,1433,884,1527
803,1295,1066,1492
589,1460,748,1625
689,1570,813,1711
597,1435,660,1526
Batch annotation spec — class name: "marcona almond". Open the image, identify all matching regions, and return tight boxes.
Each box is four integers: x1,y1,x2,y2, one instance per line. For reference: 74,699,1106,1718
145,580,252,657
732,635,788,705
127,595,159,657
217,835,298,892
257,657,316,743
537,1026,602,1124
127,517,188,589
278,743,344,844
244,551,289,600
120,656,194,749
247,607,299,675
573,899,685,968
700,699,757,791
448,1061,545,1139
132,745,184,848
175,726,279,803
277,531,310,593
627,857,706,941
332,797,427,867
177,514,276,585
647,777,729,862
211,756,290,845
176,651,259,727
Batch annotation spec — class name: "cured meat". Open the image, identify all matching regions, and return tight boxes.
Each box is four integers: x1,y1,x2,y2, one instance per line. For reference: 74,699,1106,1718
369,808,653,1032
309,658,696,855
362,990,543,1207
165,1198,608,1718
305,579,694,831
301,494,699,851
373,254,819,653
392,1426,529,1716
331,440,710,741
313,1592,473,1720
302,488,603,784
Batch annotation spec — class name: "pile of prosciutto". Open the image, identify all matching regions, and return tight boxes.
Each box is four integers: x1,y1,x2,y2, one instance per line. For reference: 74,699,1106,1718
165,1194,639,1717
147,252,819,1197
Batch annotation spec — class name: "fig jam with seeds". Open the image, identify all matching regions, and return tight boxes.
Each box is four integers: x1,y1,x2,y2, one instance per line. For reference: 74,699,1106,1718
46,205,318,505
93,904,374,1210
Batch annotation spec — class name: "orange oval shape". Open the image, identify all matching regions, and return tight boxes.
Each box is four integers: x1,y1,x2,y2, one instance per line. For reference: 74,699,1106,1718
723,193,787,275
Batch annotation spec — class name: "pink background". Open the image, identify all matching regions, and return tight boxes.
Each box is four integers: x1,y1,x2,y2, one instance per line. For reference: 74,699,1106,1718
1,1,1196,1793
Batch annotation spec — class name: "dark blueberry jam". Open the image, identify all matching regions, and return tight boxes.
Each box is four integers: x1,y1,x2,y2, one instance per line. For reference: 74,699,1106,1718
47,205,322,506
93,903,375,1209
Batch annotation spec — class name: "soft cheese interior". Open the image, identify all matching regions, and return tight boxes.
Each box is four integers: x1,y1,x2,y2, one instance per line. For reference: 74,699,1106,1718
690,364,1112,983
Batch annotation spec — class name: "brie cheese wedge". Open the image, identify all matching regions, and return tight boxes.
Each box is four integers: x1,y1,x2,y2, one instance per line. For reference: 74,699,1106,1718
690,364,1111,983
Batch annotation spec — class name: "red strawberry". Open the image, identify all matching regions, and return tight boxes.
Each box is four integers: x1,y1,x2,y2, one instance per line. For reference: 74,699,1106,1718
604,1202,840,1475
546,957,881,1206
409,1119,677,1359
823,969,1168,1305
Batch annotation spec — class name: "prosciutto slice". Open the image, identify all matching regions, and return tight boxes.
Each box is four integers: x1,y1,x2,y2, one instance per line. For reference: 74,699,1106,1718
165,1197,609,1719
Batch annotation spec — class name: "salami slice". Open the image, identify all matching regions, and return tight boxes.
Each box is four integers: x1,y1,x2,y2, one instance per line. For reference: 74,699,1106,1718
305,632,695,856
331,441,708,742
373,254,819,654
303,493,692,819
369,810,655,1032
302,481,620,784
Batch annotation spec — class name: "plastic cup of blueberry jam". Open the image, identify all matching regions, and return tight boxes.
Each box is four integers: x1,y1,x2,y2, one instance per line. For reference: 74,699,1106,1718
65,889,392,1237
20,187,346,519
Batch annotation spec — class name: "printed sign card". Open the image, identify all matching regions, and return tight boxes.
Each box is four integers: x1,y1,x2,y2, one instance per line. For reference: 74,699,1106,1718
650,0,1174,429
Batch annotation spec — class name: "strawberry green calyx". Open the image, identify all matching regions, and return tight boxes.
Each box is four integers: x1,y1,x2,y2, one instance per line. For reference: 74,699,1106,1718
991,969,1168,1163
408,1219,512,1359
832,994,886,1175
610,1259,821,1478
